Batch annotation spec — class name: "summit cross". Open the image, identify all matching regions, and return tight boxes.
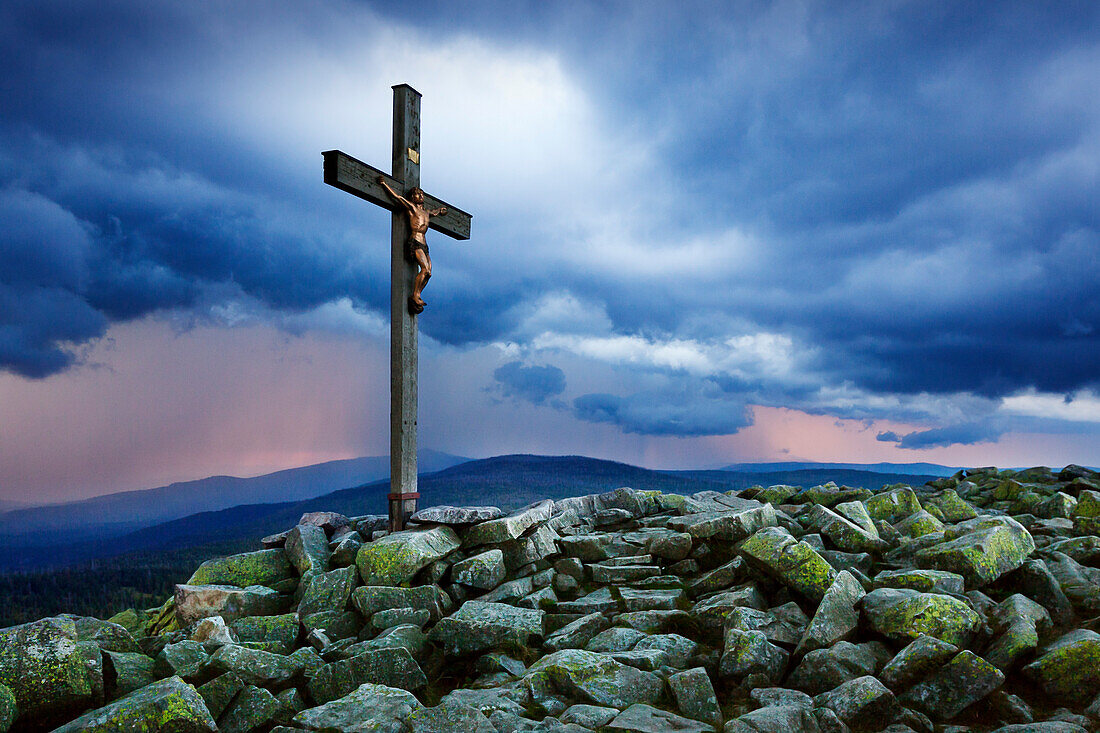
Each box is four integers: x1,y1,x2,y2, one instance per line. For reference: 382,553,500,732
323,84,472,531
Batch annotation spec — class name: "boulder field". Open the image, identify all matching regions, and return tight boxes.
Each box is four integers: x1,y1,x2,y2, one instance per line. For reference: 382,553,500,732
3,465,1100,731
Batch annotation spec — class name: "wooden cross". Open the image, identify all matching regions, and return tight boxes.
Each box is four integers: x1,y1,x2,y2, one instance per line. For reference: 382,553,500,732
323,84,472,532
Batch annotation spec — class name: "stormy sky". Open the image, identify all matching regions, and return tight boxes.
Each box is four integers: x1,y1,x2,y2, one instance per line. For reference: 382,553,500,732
1,1,1098,503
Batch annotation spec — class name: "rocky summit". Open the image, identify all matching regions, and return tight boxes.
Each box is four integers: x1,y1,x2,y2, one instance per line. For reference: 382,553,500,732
5,467,1100,732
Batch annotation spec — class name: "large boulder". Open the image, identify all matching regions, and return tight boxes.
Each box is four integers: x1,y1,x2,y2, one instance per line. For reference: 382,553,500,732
666,504,776,541
1023,629,1100,703
355,526,461,586
899,650,1004,719
915,515,1035,587
524,649,663,709
409,506,503,525
462,500,555,546
739,527,837,601
0,616,93,727
174,584,286,626
860,588,981,646
186,549,295,589
452,549,506,590
298,566,358,618
207,644,301,688
796,570,865,655
429,601,544,656
352,585,447,620
606,703,716,733
293,682,423,732
52,676,216,732
309,648,427,703
813,675,899,730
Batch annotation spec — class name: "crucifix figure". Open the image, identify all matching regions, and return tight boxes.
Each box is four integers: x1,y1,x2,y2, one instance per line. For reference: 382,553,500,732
323,84,472,531
376,178,446,315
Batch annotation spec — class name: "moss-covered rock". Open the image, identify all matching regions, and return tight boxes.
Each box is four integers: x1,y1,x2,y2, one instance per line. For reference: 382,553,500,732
861,588,980,646
872,568,965,595
174,584,287,626
355,526,461,586
187,549,295,589
738,526,837,601
293,682,422,732
0,683,15,733
899,650,1004,719
429,601,544,657
206,644,301,688
297,565,358,618
218,685,287,733
524,649,663,709
196,672,244,720
0,616,93,727
308,647,427,703
893,510,945,539
51,676,216,732
1023,629,1100,703
863,486,922,523
915,515,1035,587
452,549,507,590
103,650,159,699
230,613,301,655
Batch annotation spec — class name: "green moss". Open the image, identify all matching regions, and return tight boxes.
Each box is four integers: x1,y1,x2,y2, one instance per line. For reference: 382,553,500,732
187,549,294,589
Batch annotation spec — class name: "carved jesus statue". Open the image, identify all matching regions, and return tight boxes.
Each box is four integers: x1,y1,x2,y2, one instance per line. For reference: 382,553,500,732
378,176,447,314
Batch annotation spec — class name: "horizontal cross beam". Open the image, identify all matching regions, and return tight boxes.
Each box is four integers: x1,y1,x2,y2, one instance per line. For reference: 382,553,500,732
322,149,472,240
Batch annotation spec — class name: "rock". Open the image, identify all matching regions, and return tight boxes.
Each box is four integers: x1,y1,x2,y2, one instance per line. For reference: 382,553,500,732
634,633,697,668
893,510,945,539
452,549,507,589
410,505,504,525
191,615,235,645
739,527,837,601
525,649,663,708
331,533,364,568
0,616,93,726
915,515,1035,587
860,588,980,646
586,627,647,653
406,699,496,732
688,558,746,597
648,531,693,561
293,682,423,732
666,504,777,541
298,565,359,618
727,705,821,733
231,613,301,654
174,584,286,626
1023,629,1100,703
619,587,685,611
749,687,813,708
814,675,899,730
371,607,431,630
429,601,544,656
787,641,884,696
219,685,285,733
197,672,245,719
923,489,978,522
561,703,618,728
309,648,427,703
544,612,610,652
719,629,788,684
990,724,1088,733
864,486,923,523
157,640,209,678
104,650,159,698
557,587,618,614
51,676,216,733
299,511,353,536
286,524,332,575
352,584,447,620
0,684,13,733
796,570,865,655
607,703,717,732
68,615,141,654
463,500,555,546
805,504,887,553
899,650,1004,719
669,667,722,727
873,568,965,595
356,526,461,586
879,634,958,690
187,549,295,589
207,644,301,687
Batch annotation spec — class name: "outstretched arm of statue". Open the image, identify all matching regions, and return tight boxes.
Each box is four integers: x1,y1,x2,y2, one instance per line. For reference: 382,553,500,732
377,176,412,211
430,206,447,217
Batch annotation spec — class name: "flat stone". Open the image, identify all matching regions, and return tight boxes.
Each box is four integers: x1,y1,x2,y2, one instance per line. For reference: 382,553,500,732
607,703,717,732
591,563,661,583
900,650,1004,718
666,504,776,541
187,549,295,589
873,568,965,595
739,527,837,601
545,612,611,652
351,585,447,620
557,587,618,614
298,511,353,536
861,587,980,646
452,549,506,589
308,648,427,703
52,676,216,733
231,613,301,655
406,699,495,732
410,505,504,525
691,585,766,635
356,526,461,586
619,588,685,611
805,504,888,553
796,570,865,655
561,704,618,728
429,601,544,656
524,649,663,708
293,682,423,732
371,607,431,630
174,584,286,626
208,643,301,687
586,627,646,653
463,500,555,546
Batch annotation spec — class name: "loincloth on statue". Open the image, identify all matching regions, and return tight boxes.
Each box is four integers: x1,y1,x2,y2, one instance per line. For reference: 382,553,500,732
406,237,429,261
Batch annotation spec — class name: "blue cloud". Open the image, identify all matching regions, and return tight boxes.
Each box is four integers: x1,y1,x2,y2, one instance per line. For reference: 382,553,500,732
492,361,566,405
876,431,900,443
573,390,751,437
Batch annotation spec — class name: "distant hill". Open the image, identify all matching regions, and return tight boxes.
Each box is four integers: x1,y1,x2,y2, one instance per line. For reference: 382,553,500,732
0,455,938,572
0,450,468,546
722,461,961,477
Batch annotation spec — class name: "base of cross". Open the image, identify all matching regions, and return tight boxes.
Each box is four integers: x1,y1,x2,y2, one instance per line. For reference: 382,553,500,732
388,491,420,532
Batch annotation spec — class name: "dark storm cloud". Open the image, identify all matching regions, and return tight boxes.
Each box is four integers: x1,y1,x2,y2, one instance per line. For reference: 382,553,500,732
492,361,566,405
1,0,1098,448
876,431,900,443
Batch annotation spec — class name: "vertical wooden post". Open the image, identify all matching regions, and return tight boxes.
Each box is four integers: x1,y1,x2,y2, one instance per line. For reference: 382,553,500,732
388,84,421,531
